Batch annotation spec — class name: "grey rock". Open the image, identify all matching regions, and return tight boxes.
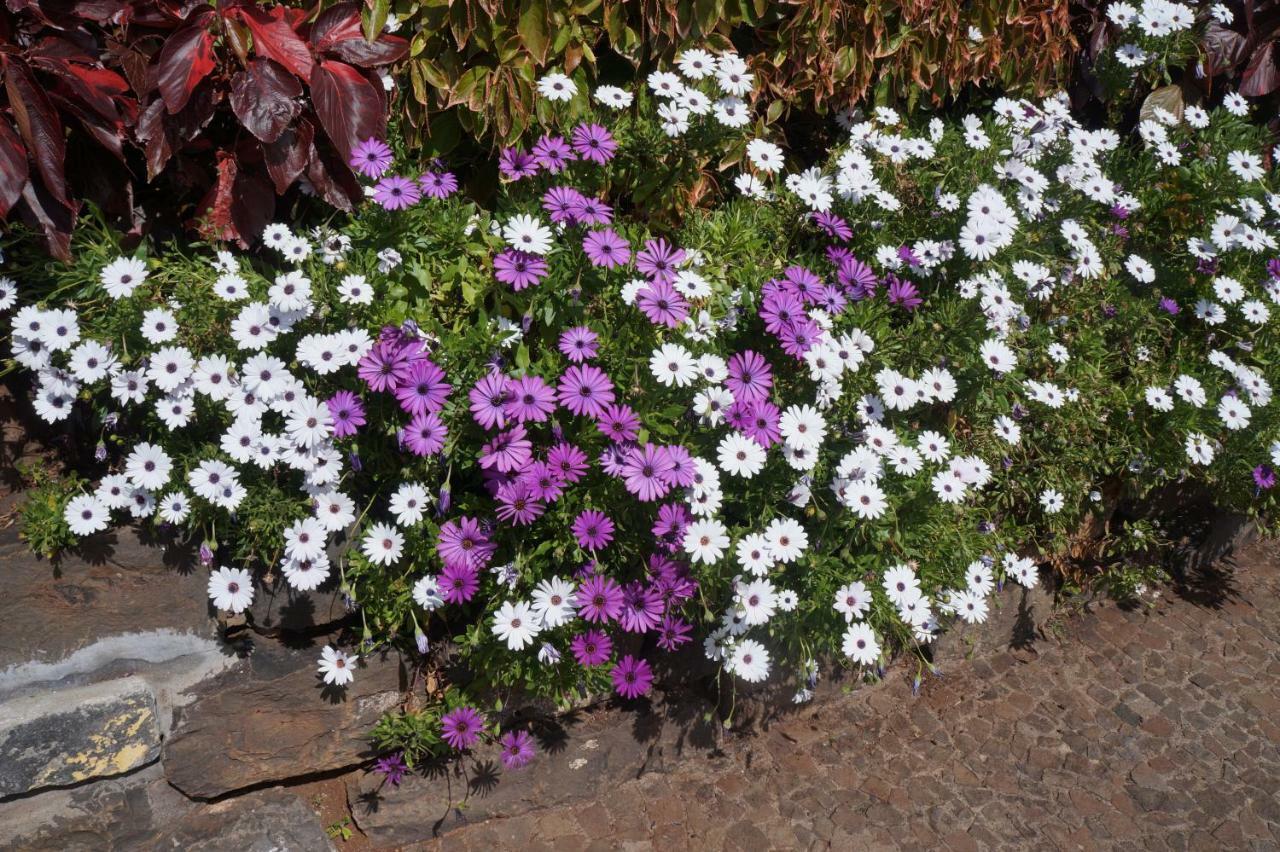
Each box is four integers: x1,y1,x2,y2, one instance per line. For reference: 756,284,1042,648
154,789,337,851
0,763,191,852
164,643,403,799
347,708,664,845
0,677,160,798
0,526,215,674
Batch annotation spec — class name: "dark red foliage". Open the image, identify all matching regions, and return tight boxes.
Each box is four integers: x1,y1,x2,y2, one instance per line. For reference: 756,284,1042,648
0,0,406,257
1074,0,1280,112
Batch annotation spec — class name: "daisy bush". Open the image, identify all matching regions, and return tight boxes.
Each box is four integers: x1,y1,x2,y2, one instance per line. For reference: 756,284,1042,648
5,48,1280,767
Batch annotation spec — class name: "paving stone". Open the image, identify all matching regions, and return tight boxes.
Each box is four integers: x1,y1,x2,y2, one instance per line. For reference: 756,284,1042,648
0,677,160,797
407,536,1280,850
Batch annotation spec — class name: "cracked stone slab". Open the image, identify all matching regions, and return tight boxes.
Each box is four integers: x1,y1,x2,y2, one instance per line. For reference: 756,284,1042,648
0,677,160,798
0,526,215,674
347,706,669,846
164,643,404,799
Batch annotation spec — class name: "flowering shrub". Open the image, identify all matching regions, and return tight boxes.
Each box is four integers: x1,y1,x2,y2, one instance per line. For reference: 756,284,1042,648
5,48,1280,769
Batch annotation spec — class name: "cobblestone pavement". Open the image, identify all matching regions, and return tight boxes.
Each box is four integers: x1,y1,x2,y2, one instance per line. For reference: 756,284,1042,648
420,537,1280,851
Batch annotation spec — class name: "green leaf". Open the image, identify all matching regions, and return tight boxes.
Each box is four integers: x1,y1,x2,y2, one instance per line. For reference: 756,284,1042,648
518,0,550,63
515,343,531,370
363,0,390,42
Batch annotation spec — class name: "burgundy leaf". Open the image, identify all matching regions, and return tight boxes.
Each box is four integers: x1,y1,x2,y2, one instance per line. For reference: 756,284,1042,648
310,2,408,67
18,178,76,261
154,10,216,113
305,124,361,211
196,151,239,241
3,56,69,206
1202,22,1247,77
235,6,315,80
49,92,126,159
1241,41,1280,97
0,120,28,218
230,59,303,143
229,169,274,246
137,97,175,180
263,118,313,193
31,55,131,123
309,59,384,160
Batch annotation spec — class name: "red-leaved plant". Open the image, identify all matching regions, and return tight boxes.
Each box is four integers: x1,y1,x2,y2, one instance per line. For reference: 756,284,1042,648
0,0,407,258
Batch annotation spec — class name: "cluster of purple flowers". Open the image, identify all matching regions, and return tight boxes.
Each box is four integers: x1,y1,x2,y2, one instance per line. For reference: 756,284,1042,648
498,124,618,181
356,327,453,457
349,139,459,210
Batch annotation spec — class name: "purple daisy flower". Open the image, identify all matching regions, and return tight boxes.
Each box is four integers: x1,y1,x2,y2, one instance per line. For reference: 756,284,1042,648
571,629,613,666
739,400,782,447
558,326,599,362
495,480,545,525
349,138,394,179
532,134,575,173
440,706,484,750
326,391,366,438
597,403,640,443
1254,464,1276,490
726,350,773,405
583,229,631,269
611,655,653,699
499,147,539,180
571,123,617,164
622,443,674,502
557,364,615,419
817,284,848,314
635,238,685,285
504,375,557,423
373,751,408,785
656,614,693,651
372,175,421,211
662,445,696,488
576,575,624,623
575,197,612,226
777,316,819,358
886,274,923,310
837,255,879,300
493,248,549,291
783,265,823,304
469,372,511,430
522,461,565,503
572,509,615,550
395,360,452,416
480,424,533,473
543,186,586,225
636,281,689,328
617,581,664,633
439,562,480,604
437,516,496,572
420,171,458,199
652,503,690,551
358,342,413,393
1159,297,1180,315
759,291,806,335
812,210,852,241
402,411,447,456
547,442,589,483
499,730,536,770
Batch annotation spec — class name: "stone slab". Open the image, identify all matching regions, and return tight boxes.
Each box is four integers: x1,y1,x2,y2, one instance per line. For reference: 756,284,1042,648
347,706,666,846
0,525,215,672
164,643,404,799
0,677,160,797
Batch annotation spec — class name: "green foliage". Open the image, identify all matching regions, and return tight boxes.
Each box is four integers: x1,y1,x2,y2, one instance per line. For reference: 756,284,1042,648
17,460,81,560
392,0,1077,152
